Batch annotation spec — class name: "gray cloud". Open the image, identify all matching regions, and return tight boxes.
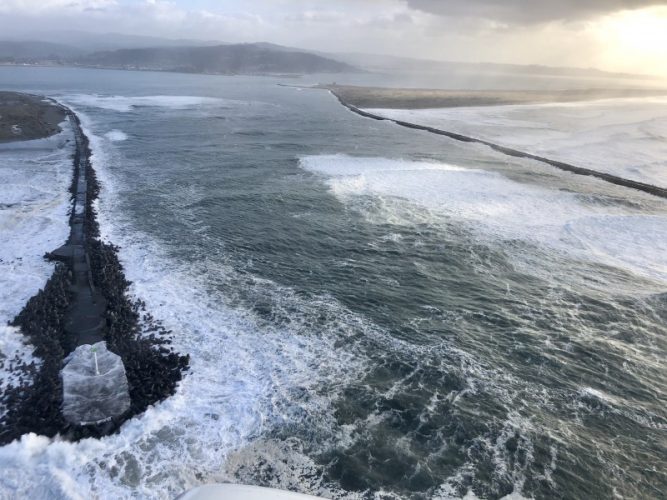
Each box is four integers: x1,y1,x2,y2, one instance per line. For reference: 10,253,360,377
406,0,667,23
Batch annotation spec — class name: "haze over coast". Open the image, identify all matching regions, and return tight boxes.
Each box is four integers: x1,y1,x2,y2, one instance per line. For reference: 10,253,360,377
0,30,665,86
1,1,666,499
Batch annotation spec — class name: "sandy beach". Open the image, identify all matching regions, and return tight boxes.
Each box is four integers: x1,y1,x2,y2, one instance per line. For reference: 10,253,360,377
324,85,667,198
0,91,65,143
319,84,667,109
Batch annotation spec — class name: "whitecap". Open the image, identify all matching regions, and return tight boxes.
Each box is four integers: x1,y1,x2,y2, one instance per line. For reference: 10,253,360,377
62,94,240,113
104,130,128,142
0,120,73,416
366,97,667,188
300,154,667,285
0,110,368,498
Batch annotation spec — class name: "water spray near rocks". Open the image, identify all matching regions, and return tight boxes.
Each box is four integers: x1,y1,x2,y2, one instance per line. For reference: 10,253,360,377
0,97,189,444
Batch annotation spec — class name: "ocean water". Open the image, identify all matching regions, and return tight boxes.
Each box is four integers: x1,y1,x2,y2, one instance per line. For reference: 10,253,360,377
367,97,667,188
0,67,666,499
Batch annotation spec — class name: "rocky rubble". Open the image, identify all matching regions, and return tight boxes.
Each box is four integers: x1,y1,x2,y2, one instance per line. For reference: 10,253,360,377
0,104,189,445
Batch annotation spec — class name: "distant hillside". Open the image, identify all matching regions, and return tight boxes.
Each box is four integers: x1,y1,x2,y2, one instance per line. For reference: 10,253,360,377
0,41,83,62
326,51,654,81
1,30,221,52
76,43,357,75
31,31,222,51
3,32,658,84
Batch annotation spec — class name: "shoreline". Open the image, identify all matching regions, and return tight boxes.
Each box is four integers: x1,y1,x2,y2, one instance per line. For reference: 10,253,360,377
0,63,314,80
0,97,189,443
0,91,66,143
317,84,667,109
325,87,667,199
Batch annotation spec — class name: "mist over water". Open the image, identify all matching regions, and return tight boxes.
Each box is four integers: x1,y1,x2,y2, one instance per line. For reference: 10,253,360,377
0,67,665,499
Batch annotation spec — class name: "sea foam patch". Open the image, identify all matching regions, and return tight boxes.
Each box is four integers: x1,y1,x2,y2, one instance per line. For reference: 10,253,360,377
62,94,236,113
0,110,367,498
0,121,73,416
104,129,128,142
565,215,667,281
300,154,667,284
366,97,667,188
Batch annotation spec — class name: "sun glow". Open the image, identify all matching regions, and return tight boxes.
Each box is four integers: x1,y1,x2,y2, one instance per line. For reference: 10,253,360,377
592,6,667,77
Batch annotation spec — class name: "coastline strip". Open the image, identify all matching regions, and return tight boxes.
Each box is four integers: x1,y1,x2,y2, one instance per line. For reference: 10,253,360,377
327,89,667,199
0,91,66,143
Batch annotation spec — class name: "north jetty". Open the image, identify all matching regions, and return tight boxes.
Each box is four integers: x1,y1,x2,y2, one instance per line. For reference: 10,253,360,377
0,93,189,443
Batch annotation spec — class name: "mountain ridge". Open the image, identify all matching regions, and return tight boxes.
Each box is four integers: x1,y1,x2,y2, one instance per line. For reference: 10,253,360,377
0,34,663,81
74,43,357,75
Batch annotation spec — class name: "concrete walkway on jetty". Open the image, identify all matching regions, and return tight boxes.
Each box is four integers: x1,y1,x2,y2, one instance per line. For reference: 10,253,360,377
46,104,130,426
49,114,107,351
1,92,187,441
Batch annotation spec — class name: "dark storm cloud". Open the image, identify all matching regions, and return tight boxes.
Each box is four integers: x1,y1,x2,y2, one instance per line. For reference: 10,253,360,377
406,0,667,23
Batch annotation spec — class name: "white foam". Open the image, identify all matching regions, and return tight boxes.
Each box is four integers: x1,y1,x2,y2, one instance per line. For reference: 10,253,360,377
62,94,235,113
301,154,667,284
565,215,667,282
0,128,71,152
0,122,73,415
104,130,127,142
367,97,667,188
0,110,366,498
578,387,618,404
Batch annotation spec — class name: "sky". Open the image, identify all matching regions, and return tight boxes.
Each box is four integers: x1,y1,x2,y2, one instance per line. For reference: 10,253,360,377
1,0,667,76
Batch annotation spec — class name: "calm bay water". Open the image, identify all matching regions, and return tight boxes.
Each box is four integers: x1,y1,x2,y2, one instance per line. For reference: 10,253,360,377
0,66,665,499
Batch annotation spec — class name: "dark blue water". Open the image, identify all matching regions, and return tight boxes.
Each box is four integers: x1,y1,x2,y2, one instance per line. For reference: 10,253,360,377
0,66,666,499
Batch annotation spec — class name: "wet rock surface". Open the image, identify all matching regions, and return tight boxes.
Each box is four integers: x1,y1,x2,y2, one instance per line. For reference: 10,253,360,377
0,102,189,444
